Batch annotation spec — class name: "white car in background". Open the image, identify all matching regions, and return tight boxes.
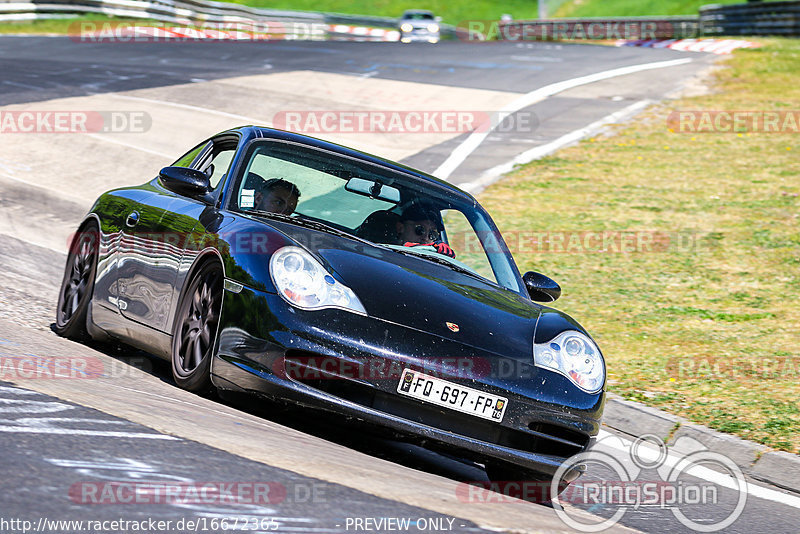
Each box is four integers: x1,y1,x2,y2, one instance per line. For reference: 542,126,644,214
398,9,441,43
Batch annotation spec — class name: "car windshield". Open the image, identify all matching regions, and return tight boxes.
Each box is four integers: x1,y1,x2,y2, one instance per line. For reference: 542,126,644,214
404,13,434,20
232,139,523,293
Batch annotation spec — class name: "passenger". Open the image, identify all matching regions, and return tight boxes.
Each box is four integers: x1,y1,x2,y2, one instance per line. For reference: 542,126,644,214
396,204,455,258
255,178,301,215
357,210,402,244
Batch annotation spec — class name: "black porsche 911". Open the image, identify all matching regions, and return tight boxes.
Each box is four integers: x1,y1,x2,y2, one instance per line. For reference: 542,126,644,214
55,126,605,487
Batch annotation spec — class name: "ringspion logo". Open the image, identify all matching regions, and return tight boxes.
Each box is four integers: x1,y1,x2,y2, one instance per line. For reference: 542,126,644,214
457,434,747,532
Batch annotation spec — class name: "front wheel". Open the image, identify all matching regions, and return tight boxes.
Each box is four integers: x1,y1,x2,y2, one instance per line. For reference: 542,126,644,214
54,223,99,340
171,261,223,392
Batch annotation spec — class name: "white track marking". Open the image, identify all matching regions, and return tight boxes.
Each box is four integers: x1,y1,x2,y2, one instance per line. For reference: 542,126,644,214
596,430,800,510
460,99,651,193
0,399,72,414
0,425,179,439
3,80,44,90
85,133,174,158
106,94,269,124
434,57,693,180
0,166,88,206
0,232,67,254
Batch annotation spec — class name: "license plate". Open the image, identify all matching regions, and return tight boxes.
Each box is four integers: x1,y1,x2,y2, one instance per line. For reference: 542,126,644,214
396,369,508,422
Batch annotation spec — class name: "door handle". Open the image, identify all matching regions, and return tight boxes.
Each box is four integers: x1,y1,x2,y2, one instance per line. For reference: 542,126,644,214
126,211,140,227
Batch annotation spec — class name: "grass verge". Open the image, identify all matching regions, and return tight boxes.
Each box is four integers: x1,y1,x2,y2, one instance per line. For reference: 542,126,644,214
0,14,176,34
221,0,538,25
0,0,541,30
554,0,748,18
478,38,800,453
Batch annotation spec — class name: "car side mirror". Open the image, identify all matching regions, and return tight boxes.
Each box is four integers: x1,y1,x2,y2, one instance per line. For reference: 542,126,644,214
523,271,561,302
158,166,211,198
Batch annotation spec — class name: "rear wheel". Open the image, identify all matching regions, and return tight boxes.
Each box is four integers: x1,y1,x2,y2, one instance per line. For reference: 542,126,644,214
54,223,99,340
171,261,223,392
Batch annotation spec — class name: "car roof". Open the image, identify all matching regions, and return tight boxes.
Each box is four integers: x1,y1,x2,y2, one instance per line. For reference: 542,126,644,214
228,125,473,200
401,9,434,16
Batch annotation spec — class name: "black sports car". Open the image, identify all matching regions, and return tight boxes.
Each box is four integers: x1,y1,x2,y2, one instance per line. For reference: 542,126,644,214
55,126,605,487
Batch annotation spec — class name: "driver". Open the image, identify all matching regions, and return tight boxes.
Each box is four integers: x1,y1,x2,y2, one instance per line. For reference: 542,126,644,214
396,204,455,258
255,178,301,215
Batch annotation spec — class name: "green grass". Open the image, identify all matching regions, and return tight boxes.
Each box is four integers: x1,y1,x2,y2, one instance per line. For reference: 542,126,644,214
0,0,766,33
224,0,539,25
0,2,541,30
477,38,800,453
0,0,786,34
0,14,115,34
554,0,756,17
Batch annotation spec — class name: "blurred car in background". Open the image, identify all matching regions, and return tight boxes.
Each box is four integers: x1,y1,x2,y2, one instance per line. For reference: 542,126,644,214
398,9,441,43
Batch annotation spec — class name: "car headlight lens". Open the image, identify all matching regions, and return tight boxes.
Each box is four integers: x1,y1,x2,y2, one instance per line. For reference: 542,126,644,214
427,23,439,33
400,23,413,32
270,246,366,314
533,330,605,393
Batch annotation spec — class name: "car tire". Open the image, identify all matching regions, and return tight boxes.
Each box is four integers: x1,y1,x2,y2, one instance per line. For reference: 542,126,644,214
171,261,223,393
54,222,99,340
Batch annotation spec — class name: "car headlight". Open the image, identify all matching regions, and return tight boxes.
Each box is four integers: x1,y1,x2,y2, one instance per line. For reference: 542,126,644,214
533,330,605,393
427,23,439,33
400,23,413,32
270,246,366,314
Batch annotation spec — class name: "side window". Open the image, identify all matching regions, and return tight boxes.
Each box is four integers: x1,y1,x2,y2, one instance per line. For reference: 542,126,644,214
193,138,238,191
172,141,208,168
205,149,234,189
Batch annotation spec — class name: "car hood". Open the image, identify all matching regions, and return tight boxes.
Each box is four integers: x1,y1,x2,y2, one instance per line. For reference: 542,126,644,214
271,221,540,360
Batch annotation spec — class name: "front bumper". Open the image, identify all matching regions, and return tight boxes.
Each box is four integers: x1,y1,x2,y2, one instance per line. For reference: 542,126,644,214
399,30,440,43
212,286,604,478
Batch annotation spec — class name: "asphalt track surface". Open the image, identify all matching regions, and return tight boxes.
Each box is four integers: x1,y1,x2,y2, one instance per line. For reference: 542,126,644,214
1,36,798,533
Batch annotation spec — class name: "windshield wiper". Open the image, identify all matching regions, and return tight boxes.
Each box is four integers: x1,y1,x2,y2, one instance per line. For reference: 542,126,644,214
391,247,488,282
250,210,376,246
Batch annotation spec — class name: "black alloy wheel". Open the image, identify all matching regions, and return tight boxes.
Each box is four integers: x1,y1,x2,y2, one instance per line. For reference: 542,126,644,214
55,223,99,339
171,261,223,392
